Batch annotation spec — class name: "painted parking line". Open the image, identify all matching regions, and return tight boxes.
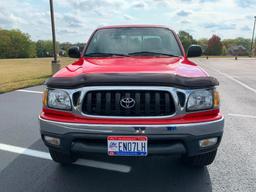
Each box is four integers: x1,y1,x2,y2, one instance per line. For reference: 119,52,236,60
0,143,51,159
195,59,256,94
16,89,43,94
212,70,256,94
228,113,256,119
0,143,131,173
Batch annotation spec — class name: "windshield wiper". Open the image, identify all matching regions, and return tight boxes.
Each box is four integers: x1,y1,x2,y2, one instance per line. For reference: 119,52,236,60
85,52,129,57
128,51,178,57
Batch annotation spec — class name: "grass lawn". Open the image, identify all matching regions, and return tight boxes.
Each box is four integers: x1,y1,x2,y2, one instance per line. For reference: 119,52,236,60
0,57,75,93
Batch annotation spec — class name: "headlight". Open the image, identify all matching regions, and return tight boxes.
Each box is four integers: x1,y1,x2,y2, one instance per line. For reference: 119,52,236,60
187,90,213,111
47,89,71,110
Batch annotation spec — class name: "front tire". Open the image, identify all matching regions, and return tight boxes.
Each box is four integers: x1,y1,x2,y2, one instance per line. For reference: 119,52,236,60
182,150,217,167
49,150,77,165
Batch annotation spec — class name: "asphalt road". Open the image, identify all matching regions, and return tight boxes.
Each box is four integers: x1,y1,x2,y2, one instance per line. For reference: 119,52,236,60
0,58,256,192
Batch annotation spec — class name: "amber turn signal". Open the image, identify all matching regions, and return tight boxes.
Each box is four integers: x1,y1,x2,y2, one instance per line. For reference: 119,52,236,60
42,89,48,107
199,138,218,148
213,90,220,108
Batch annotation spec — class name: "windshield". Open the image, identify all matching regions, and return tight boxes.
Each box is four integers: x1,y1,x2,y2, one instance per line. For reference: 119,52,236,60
84,27,182,57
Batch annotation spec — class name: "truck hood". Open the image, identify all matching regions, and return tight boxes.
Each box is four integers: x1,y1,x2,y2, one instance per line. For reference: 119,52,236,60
54,56,207,78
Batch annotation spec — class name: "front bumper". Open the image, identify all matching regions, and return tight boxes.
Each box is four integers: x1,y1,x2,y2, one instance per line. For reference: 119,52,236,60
39,116,224,157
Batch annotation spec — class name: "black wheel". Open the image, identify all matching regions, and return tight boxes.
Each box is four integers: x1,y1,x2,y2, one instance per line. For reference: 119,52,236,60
182,150,217,167
49,150,77,165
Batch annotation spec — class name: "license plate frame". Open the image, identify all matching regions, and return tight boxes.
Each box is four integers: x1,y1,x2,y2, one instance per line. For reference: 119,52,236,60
107,136,148,156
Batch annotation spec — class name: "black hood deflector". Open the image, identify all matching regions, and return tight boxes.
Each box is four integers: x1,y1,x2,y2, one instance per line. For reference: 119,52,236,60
45,73,219,89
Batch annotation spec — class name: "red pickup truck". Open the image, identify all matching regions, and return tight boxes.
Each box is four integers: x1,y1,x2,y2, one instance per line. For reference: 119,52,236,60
39,25,224,167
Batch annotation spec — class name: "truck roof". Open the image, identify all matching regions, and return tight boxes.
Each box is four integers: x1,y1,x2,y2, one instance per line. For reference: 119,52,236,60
96,24,171,30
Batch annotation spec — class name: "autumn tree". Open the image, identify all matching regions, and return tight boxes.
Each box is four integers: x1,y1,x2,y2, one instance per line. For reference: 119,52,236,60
206,35,223,55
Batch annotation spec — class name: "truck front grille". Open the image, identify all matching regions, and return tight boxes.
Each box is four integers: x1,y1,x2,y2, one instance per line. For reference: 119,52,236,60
81,90,175,117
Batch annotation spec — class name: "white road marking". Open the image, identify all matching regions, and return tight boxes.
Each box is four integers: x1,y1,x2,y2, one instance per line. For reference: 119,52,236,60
195,59,256,94
213,70,256,94
0,143,131,173
228,113,256,119
0,143,51,159
16,89,43,94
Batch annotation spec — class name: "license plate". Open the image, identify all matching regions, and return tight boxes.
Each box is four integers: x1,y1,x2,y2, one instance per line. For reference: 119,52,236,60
107,136,148,156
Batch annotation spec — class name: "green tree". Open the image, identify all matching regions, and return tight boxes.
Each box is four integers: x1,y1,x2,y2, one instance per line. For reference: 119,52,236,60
59,42,86,57
0,29,36,58
178,31,197,52
223,37,251,56
197,38,208,54
206,35,223,55
36,40,59,57
222,46,228,56
59,42,72,56
60,42,72,51
234,37,251,51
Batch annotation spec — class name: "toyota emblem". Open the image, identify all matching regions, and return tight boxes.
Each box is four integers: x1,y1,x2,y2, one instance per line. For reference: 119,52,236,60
120,97,136,109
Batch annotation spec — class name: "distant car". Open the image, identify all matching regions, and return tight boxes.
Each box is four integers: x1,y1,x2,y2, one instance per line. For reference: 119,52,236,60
39,25,224,167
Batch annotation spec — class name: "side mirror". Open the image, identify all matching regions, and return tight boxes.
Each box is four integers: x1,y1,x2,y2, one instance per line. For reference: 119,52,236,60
68,46,81,58
187,45,202,57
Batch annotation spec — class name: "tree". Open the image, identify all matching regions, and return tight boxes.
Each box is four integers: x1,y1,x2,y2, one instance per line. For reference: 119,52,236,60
222,37,251,56
178,31,197,52
206,35,223,55
60,42,72,51
59,42,72,56
36,40,59,57
197,38,208,54
0,29,36,58
234,38,251,52
59,42,86,57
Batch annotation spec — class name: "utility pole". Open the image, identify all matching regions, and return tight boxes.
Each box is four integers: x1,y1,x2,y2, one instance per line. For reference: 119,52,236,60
49,0,60,74
250,16,256,57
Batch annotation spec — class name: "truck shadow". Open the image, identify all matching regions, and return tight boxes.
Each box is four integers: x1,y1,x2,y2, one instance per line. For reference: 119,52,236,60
0,140,212,192
49,155,212,192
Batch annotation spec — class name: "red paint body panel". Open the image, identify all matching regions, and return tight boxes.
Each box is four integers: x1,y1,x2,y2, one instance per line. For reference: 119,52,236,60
54,57,207,78
41,108,221,125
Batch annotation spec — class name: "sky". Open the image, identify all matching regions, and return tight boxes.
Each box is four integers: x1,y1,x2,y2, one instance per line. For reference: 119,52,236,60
0,0,255,43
